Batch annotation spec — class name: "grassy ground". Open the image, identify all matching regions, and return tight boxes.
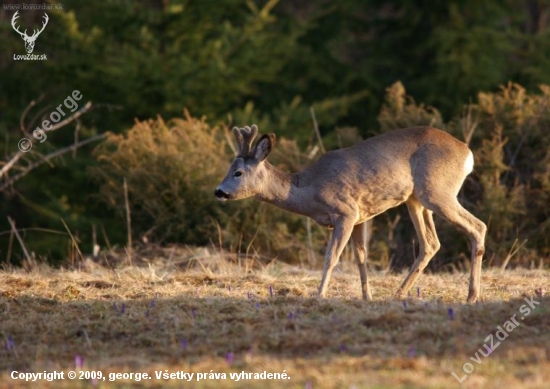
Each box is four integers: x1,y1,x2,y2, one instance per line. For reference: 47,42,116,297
0,247,549,388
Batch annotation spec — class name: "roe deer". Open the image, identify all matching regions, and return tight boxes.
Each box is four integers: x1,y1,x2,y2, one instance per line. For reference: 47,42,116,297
215,125,486,302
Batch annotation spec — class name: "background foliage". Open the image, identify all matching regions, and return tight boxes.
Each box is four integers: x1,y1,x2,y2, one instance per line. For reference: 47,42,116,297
1,0,549,269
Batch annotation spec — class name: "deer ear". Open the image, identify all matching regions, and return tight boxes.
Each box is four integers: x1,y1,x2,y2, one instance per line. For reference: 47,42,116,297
253,134,276,162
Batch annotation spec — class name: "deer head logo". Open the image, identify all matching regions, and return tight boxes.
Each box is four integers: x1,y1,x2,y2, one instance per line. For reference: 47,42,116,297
11,11,49,54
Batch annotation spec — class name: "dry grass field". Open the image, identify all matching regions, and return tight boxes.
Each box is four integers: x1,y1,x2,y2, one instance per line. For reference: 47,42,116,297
0,247,549,389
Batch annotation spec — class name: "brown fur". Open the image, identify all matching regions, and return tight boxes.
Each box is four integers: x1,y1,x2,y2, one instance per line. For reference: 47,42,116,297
215,125,486,302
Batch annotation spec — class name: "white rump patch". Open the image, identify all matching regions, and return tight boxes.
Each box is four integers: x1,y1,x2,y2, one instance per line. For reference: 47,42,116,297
464,151,474,174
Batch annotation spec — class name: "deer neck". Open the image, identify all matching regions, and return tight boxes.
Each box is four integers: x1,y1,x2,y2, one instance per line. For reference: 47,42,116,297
254,162,303,213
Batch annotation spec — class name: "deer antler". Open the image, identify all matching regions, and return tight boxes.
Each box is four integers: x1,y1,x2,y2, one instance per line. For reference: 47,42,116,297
30,13,49,39
11,11,49,40
233,124,258,157
11,11,27,38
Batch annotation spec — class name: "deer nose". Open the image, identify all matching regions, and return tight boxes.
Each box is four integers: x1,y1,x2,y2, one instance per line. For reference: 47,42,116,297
214,188,230,200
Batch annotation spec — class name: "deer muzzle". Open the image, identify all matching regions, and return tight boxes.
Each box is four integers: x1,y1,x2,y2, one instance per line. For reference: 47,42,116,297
214,188,231,201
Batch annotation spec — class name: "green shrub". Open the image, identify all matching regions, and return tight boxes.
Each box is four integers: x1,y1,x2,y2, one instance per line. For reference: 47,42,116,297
470,83,550,264
91,83,550,271
378,81,446,132
92,112,327,263
375,82,550,269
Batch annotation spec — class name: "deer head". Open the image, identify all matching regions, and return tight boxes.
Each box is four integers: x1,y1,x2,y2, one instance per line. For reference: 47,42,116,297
215,125,276,201
12,11,49,54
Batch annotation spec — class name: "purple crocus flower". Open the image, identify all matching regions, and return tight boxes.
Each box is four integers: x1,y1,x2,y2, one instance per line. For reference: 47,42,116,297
181,338,187,350
269,286,274,297
75,355,84,369
226,352,234,365
448,307,455,320
5,336,15,350
408,347,415,357
191,307,197,318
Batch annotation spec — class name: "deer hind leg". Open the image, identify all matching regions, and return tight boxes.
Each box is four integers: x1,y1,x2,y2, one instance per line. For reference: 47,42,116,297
318,217,355,298
351,222,373,301
396,197,441,299
427,199,486,303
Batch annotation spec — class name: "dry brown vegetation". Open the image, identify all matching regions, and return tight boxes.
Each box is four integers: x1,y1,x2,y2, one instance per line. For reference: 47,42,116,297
0,248,549,388
88,82,550,277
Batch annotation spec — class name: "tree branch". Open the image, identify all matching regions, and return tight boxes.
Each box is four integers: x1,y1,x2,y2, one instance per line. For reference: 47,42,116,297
19,95,45,136
0,133,105,192
7,216,32,262
0,101,94,182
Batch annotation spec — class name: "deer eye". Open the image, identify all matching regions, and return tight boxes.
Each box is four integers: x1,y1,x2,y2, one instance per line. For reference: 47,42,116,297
234,171,243,178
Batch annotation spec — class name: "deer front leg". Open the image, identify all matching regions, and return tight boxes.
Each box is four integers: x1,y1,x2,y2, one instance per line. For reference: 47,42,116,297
351,222,373,301
318,217,355,298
